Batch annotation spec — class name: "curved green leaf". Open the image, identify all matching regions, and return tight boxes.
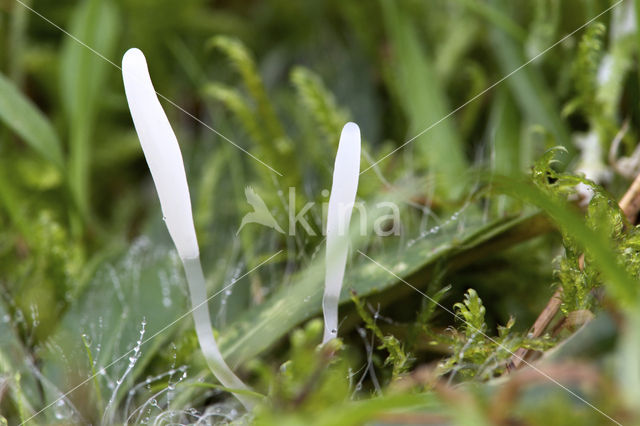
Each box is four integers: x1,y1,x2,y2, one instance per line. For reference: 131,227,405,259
220,211,550,366
0,73,63,168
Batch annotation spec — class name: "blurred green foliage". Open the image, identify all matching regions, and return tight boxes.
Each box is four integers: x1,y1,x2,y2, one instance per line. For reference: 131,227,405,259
1,0,640,424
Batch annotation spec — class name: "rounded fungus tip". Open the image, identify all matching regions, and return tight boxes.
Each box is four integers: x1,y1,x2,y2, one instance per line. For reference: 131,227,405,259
122,47,146,69
342,122,360,136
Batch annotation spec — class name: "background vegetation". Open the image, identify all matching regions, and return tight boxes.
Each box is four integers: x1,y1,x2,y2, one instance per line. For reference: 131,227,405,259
1,0,639,424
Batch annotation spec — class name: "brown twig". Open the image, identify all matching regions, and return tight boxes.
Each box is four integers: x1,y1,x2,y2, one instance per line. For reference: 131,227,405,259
508,288,563,369
508,169,640,370
619,172,640,223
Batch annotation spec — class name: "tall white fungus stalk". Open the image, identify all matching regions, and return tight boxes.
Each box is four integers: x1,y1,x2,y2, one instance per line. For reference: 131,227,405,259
122,48,256,410
322,122,361,344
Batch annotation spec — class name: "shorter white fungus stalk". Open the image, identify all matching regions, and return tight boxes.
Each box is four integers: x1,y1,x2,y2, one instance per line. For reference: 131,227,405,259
122,48,256,410
322,122,361,344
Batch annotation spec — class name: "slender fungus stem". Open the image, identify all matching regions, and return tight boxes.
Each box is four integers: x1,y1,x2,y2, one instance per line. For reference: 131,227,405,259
122,48,256,410
322,122,361,344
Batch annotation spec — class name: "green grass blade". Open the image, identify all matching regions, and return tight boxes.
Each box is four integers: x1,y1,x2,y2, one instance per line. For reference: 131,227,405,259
488,0,572,155
490,89,521,176
60,0,119,217
0,73,63,168
40,243,189,423
0,300,41,421
220,211,549,366
496,177,637,306
380,0,468,200
453,0,527,42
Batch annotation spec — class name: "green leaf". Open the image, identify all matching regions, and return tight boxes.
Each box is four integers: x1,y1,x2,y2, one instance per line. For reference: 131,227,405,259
39,241,189,424
0,300,42,422
380,0,468,200
0,73,63,168
488,0,572,156
489,89,521,176
60,0,119,216
295,391,442,426
220,211,550,366
453,0,527,42
496,177,638,306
